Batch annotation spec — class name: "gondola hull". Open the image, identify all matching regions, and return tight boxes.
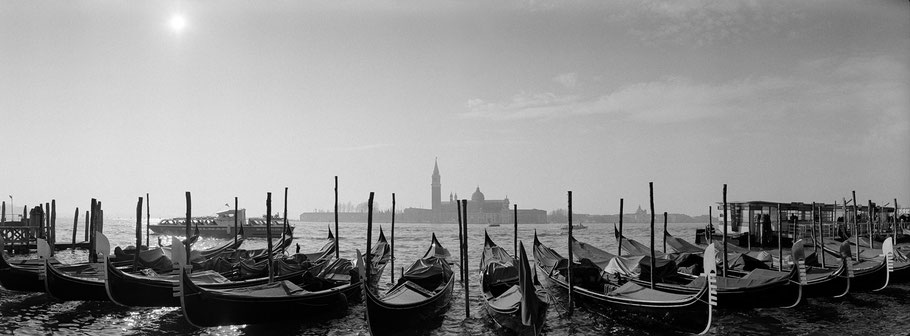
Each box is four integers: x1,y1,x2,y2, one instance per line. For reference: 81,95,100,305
105,262,176,307
537,263,711,334
0,264,45,292
484,295,548,336
177,267,352,327
44,260,109,301
1,240,93,292
480,233,549,336
802,266,849,298
106,253,335,307
848,259,888,292
628,271,800,309
364,273,455,333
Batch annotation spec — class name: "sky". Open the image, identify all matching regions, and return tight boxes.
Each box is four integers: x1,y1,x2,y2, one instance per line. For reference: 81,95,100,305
1,0,908,219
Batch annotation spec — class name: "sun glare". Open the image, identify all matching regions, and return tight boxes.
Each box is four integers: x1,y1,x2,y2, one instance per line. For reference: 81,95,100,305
170,14,187,34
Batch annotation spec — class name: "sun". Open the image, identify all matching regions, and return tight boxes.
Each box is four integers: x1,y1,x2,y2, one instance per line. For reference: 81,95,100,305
169,14,187,34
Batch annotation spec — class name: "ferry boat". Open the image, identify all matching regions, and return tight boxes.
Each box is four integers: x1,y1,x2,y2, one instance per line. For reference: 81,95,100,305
148,209,291,238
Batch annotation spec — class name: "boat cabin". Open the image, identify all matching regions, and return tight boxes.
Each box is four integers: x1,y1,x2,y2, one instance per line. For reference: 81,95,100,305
711,200,906,248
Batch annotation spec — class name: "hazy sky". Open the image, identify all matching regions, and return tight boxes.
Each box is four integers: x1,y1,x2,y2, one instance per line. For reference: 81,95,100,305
1,1,908,219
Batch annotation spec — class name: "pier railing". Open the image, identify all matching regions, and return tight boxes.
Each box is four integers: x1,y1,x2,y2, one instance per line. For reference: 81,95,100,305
0,225,43,253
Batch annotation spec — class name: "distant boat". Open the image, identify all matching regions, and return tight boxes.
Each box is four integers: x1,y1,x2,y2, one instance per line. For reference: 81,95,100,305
487,223,500,227
148,208,290,238
560,223,587,230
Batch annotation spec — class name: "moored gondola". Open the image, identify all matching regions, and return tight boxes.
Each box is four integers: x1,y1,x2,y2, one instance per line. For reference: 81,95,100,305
175,258,353,327
819,237,893,291
105,244,333,307
612,230,804,309
0,236,95,292
534,233,715,335
43,257,109,301
666,229,850,298
364,233,455,335
480,232,548,336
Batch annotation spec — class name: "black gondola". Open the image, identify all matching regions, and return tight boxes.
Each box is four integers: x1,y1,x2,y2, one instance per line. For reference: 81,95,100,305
819,237,894,291
43,258,109,301
613,229,804,309
665,229,850,298
364,233,455,334
43,231,267,302
175,257,355,327
366,227,392,289
533,233,714,335
480,232,548,336
0,237,96,292
105,236,335,307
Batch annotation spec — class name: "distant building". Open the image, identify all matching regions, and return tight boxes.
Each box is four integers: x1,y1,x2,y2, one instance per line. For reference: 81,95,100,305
401,160,547,224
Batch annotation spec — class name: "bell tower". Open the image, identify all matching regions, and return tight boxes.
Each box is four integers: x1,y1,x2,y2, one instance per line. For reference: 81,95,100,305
431,158,441,211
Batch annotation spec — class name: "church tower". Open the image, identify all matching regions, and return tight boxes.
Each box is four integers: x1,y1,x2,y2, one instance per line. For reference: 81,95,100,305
431,158,441,210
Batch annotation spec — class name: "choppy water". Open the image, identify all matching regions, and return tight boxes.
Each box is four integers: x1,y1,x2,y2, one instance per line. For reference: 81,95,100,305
2,219,910,335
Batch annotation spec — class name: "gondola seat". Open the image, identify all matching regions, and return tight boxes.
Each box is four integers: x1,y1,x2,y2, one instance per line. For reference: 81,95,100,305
384,281,434,304
487,285,521,310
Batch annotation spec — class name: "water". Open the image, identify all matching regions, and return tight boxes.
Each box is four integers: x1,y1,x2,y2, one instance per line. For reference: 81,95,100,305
2,219,910,335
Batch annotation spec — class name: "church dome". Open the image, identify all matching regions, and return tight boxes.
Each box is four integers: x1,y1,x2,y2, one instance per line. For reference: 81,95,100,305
471,187,485,202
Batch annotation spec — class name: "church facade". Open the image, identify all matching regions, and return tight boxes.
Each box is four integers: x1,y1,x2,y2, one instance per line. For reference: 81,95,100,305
401,160,547,224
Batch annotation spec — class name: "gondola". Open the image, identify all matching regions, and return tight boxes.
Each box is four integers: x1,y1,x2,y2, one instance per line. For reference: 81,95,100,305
106,228,345,307
297,228,337,262
364,233,455,335
534,233,715,335
837,237,910,282
613,228,804,309
44,230,277,302
819,237,894,291
667,229,850,298
366,227,392,289
0,237,97,292
743,242,850,298
43,257,111,301
175,258,354,327
480,232,548,336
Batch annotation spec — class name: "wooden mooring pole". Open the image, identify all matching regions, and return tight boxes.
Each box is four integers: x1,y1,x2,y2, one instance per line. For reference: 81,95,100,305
819,203,826,267
265,192,274,284
461,199,470,319
618,198,624,256
45,202,50,241
649,183,656,289
663,211,668,254
50,200,56,254
146,193,150,248
84,210,89,244
71,208,79,251
852,192,859,261
868,200,874,249
777,203,783,271
282,187,289,245
894,198,899,239
234,197,239,246
456,199,464,282
567,191,574,316
89,199,97,263
513,204,518,257
334,176,339,259
185,192,192,265
366,192,374,287
390,193,396,284
136,197,143,255
722,185,728,277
